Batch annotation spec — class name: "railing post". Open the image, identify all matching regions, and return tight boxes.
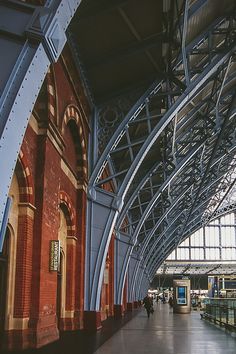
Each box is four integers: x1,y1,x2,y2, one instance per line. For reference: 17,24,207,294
219,305,222,324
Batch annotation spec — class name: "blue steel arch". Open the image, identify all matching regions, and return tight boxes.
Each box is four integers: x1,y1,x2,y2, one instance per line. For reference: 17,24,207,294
134,82,234,253
147,203,236,280
117,72,236,235
127,167,236,302
140,163,236,283
114,61,236,303
133,201,236,301
139,170,236,278
145,156,236,268
86,8,236,310
90,15,235,189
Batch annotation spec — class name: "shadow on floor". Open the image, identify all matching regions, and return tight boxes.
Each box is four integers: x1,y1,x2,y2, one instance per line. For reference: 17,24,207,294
2,309,141,354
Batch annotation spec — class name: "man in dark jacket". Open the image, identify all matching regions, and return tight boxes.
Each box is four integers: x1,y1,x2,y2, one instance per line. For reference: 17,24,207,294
143,295,153,318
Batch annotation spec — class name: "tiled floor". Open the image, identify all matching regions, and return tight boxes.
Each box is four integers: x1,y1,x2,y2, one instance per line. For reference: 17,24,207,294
94,303,236,354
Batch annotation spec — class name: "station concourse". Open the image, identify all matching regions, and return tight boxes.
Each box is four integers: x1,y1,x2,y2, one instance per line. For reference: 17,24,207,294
0,0,236,352
94,303,236,354
4,302,236,354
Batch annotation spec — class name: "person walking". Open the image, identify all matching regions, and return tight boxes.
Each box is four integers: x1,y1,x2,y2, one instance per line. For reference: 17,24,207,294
143,294,153,318
168,296,173,307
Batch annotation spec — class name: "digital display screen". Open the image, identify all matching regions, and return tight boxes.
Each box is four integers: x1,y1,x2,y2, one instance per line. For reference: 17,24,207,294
177,286,187,305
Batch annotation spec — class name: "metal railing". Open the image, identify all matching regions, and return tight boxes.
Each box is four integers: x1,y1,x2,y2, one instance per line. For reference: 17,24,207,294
201,298,236,330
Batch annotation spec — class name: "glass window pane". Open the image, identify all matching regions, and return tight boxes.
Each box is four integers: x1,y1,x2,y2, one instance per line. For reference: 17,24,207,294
221,213,234,225
191,229,204,246
205,227,210,246
222,248,236,260
232,228,236,246
167,249,176,260
222,248,228,260
230,213,235,224
205,248,220,260
182,247,189,259
191,248,204,260
181,238,189,247
205,226,219,246
221,226,235,247
177,247,189,260
209,218,219,226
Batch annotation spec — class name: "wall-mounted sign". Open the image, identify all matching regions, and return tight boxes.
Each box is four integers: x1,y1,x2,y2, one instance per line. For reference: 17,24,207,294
104,268,109,284
49,240,60,271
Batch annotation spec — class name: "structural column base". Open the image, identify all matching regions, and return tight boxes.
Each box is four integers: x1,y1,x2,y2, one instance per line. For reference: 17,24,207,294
114,304,123,319
84,311,102,331
59,317,77,331
127,302,133,312
2,314,59,350
1,329,31,351
28,314,59,348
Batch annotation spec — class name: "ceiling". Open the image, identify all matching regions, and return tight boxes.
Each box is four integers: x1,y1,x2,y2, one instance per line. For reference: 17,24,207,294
69,0,164,103
68,0,234,104
68,0,236,278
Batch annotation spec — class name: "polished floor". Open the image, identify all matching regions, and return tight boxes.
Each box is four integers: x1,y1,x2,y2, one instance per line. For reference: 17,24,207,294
94,303,236,354
3,303,236,354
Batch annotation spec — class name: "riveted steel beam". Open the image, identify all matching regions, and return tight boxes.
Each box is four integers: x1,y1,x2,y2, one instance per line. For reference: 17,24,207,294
147,202,236,279
131,148,236,290
134,72,236,246
123,142,236,300
0,0,81,233
178,88,236,242
147,185,236,277
135,83,236,245
88,11,236,305
91,15,236,196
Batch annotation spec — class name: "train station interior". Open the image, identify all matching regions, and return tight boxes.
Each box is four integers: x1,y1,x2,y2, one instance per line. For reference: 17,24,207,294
0,0,236,352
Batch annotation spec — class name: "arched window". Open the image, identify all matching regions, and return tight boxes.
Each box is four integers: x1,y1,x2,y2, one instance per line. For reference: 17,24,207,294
57,208,68,329
167,211,236,261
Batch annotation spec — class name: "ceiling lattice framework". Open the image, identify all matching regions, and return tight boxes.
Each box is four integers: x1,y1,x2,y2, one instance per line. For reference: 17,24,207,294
70,0,236,284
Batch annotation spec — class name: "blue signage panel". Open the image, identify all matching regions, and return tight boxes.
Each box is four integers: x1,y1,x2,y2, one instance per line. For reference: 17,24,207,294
177,286,187,305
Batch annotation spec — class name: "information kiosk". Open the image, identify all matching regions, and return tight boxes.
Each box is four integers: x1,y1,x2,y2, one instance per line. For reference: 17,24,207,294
173,279,191,313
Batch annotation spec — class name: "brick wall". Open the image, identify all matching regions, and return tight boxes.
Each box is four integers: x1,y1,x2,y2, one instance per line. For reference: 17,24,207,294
4,47,90,350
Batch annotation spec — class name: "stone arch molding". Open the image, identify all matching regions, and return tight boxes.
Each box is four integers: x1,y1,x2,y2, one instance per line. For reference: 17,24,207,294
62,105,88,180
17,150,34,205
46,66,58,125
5,181,19,332
59,191,76,237
58,191,77,328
